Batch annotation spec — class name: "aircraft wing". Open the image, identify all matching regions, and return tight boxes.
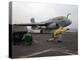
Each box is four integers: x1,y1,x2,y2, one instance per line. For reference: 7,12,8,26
14,23,47,26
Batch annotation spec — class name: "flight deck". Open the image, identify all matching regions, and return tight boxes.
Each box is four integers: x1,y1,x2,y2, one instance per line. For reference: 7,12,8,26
12,32,78,58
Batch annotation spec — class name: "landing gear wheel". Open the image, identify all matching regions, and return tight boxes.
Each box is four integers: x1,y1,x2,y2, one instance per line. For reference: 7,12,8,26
40,30,43,33
57,40,62,43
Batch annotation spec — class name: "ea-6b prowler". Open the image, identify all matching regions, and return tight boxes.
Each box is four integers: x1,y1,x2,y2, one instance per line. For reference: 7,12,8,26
14,13,72,33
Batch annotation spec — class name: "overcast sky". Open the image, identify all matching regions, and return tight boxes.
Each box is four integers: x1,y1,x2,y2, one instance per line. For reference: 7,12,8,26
12,2,78,31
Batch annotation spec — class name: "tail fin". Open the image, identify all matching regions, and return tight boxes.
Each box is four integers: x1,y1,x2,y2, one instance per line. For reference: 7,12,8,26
31,18,35,23
30,18,37,29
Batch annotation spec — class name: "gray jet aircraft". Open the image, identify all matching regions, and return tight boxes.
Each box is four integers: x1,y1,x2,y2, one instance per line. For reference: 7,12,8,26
14,13,72,33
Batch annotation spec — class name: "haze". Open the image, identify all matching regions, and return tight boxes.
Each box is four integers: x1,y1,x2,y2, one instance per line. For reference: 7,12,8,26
12,2,78,32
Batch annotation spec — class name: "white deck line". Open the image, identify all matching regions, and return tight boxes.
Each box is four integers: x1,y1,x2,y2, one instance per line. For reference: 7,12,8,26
20,48,74,58
21,49,53,58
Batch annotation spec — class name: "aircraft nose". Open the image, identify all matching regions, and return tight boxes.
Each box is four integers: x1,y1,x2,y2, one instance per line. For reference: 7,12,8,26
59,19,72,27
66,19,72,26
56,19,72,27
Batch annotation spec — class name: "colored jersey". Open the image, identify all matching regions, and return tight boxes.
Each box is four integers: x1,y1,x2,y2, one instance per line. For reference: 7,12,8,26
52,27,67,38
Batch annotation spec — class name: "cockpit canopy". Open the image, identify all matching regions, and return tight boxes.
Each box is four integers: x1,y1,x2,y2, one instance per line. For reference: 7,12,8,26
52,16,67,20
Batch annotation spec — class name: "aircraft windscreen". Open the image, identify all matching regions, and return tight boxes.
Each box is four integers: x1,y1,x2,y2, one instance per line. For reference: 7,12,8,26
52,16,66,20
